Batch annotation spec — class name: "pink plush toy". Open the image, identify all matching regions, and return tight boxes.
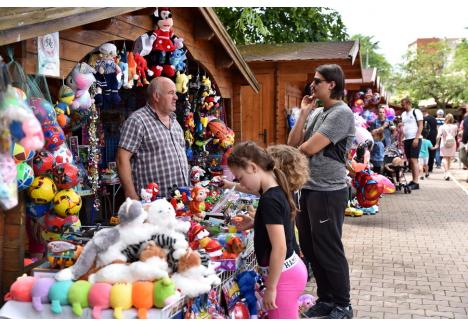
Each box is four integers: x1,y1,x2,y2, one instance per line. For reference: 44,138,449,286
66,62,96,111
298,294,316,313
88,282,112,319
31,277,55,311
4,274,36,302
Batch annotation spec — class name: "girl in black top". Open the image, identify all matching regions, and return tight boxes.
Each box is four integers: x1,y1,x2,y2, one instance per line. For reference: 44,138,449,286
227,141,307,318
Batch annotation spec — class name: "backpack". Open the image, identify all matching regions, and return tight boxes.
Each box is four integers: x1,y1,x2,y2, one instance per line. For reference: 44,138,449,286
444,131,456,148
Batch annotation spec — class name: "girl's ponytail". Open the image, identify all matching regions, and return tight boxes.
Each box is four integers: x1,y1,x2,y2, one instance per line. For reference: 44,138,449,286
273,167,297,219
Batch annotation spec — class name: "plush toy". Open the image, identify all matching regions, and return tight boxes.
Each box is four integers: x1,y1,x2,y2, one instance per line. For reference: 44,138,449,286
189,185,209,220
132,281,154,319
222,236,244,259
236,271,259,318
68,279,91,316
184,111,195,132
88,282,112,319
171,249,221,298
133,53,153,87
207,119,235,150
54,198,151,281
4,274,36,302
190,166,206,186
110,283,132,319
53,85,74,128
298,294,316,314
201,95,220,114
66,62,96,111
141,188,152,203
200,76,212,97
188,222,210,250
127,52,138,88
175,71,192,94
147,7,184,77
153,277,180,308
134,33,157,57
88,240,169,284
145,182,160,201
93,43,122,109
48,280,73,314
30,277,55,312
117,46,131,89
170,48,187,72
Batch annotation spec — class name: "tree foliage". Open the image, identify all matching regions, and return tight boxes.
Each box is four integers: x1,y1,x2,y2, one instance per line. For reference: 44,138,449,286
392,39,467,108
350,34,392,84
214,7,348,45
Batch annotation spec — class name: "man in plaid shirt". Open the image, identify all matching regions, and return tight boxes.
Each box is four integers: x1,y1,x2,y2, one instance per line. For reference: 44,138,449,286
117,77,189,199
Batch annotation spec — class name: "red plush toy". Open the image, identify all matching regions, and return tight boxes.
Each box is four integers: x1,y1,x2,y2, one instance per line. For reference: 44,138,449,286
134,53,153,87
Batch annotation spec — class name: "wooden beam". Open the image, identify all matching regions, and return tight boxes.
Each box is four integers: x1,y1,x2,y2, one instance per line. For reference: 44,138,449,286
194,21,214,41
215,52,234,69
0,7,144,46
82,18,113,30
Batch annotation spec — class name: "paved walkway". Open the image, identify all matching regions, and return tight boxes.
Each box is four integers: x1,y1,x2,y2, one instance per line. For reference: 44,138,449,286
304,165,468,318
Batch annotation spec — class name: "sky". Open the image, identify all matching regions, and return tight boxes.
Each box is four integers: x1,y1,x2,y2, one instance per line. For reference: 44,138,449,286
330,0,468,66
14,0,468,67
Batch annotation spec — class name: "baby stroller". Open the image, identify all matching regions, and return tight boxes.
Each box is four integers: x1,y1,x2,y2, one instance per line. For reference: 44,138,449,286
383,142,412,194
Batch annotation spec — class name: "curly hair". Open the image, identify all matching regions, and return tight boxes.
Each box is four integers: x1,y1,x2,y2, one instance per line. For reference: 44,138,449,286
266,144,310,192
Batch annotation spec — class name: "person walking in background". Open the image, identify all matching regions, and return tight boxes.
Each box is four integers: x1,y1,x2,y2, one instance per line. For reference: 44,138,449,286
419,134,437,180
437,113,459,181
459,106,468,182
401,98,423,189
288,64,354,319
422,108,438,173
435,109,445,168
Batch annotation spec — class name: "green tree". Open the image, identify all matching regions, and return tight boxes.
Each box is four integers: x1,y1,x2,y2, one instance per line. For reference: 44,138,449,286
350,34,392,84
214,7,348,45
393,39,467,108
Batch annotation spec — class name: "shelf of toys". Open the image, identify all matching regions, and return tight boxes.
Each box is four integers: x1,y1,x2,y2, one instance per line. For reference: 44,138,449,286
0,185,266,319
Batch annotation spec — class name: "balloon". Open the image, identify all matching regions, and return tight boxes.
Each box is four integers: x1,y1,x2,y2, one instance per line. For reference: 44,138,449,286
353,113,367,128
372,174,396,194
354,127,373,148
385,107,395,121
371,92,381,105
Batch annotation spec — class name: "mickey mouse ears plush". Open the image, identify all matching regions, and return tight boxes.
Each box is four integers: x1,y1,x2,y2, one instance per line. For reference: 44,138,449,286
153,7,172,23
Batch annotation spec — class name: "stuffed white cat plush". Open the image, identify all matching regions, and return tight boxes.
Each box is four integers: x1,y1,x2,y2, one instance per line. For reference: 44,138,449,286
55,198,153,281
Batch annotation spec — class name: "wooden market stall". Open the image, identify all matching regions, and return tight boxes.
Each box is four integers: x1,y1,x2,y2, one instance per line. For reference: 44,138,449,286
346,67,388,105
237,41,363,146
0,7,259,302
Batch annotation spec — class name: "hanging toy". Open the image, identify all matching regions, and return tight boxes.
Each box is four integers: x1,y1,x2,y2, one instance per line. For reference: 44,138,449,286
147,7,184,77
176,71,192,94
170,48,187,72
134,53,153,87
66,62,96,111
54,85,75,128
127,52,138,88
118,44,131,89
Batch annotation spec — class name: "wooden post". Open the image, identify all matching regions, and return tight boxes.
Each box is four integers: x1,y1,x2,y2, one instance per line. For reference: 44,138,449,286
0,193,25,305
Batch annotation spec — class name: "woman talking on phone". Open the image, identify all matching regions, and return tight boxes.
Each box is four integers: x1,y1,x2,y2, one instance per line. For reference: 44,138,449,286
287,64,355,319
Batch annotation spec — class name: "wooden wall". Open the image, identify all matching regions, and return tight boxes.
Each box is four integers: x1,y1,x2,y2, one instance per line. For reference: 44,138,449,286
238,59,362,145
0,195,25,304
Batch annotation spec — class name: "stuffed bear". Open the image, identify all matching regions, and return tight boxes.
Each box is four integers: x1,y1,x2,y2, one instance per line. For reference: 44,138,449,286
66,62,96,111
55,198,153,281
88,240,169,284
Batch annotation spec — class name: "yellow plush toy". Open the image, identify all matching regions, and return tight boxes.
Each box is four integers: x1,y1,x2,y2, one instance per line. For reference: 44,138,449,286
175,71,192,94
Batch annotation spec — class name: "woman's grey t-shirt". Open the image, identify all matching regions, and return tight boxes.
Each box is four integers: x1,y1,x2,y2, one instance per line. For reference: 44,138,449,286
303,102,355,191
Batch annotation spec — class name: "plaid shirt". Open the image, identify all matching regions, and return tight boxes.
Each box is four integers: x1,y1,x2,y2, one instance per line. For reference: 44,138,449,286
118,104,189,197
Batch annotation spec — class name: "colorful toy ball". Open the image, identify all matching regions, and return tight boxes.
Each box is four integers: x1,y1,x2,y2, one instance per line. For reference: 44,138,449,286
32,150,55,176
25,201,52,219
53,144,74,164
53,188,82,217
16,161,35,191
43,125,65,152
53,163,79,189
63,214,81,234
29,97,57,126
27,176,57,204
44,212,66,233
11,143,35,163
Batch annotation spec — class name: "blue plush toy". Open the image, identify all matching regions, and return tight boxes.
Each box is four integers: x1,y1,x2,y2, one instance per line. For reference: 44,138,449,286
170,48,187,72
236,271,259,318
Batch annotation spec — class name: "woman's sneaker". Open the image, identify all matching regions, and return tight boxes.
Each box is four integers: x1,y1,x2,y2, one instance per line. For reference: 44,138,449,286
301,301,335,318
327,305,353,319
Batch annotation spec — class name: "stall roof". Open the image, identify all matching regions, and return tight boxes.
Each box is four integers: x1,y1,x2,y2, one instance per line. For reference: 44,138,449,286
239,40,360,64
0,7,259,93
